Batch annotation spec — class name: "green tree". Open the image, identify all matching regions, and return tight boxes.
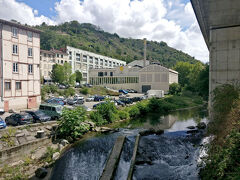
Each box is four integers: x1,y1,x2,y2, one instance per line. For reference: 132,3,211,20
173,61,193,87
169,83,182,95
51,64,64,84
63,62,73,85
75,70,82,83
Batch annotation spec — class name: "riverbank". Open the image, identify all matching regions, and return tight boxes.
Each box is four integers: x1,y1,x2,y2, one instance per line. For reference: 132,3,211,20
0,94,205,179
200,84,240,180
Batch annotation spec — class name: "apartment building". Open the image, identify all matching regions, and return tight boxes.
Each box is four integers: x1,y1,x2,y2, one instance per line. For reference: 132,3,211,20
0,19,41,111
66,46,126,83
89,60,178,93
40,49,68,82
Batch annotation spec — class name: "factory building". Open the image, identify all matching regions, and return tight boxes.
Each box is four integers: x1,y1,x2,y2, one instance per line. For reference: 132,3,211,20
89,60,178,93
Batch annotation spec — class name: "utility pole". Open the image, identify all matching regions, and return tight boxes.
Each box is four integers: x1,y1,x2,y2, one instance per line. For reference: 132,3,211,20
143,38,147,67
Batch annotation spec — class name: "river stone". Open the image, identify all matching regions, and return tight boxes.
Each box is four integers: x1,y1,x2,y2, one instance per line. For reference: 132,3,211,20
52,152,60,161
60,139,69,146
197,122,207,129
35,167,48,178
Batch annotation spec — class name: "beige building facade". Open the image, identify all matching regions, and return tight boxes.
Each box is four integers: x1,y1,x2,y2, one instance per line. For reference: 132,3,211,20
0,19,41,111
89,61,178,93
40,49,68,81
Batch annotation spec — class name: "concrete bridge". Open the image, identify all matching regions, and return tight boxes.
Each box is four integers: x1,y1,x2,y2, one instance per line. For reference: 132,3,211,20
191,0,240,95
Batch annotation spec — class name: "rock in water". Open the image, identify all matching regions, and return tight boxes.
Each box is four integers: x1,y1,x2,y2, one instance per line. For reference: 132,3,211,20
52,152,60,161
197,122,207,129
187,126,195,130
35,167,48,178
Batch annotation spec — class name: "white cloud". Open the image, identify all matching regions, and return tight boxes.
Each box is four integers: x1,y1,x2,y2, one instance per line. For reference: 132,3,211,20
0,0,209,62
0,0,55,25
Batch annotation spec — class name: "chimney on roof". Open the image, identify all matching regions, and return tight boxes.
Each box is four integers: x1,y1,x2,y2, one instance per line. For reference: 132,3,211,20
143,38,147,67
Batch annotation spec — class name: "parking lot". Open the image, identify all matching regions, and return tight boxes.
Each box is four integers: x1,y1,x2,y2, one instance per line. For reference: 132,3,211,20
0,92,145,130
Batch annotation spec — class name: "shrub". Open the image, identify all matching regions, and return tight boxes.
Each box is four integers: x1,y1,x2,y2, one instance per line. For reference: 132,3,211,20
49,84,58,94
58,106,90,140
128,106,140,118
136,101,149,114
90,101,118,124
169,83,181,95
90,111,107,126
118,111,129,120
64,87,75,97
80,87,89,95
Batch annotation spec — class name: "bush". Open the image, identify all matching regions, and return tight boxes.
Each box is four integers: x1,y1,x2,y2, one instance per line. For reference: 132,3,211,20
90,111,107,126
118,111,129,120
58,106,90,140
136,101,149,114
169,83,181,95
90,101,118,125
128,106,140,118
64,87,75,97
80,87,89,95
49,84,58,94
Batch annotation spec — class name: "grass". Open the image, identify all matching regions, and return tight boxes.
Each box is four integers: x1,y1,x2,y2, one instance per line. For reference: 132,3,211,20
81,86,119,96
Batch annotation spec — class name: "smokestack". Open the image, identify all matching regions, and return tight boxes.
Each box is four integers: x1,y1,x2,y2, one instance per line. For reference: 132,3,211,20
143,38,147,67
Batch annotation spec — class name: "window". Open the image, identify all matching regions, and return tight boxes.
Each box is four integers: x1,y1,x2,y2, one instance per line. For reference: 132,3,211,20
13,44,18,54
98,72,103,77
110,72,113,76
61,54,63,58
83,55,87,62
5,82,11,90
12,27,18,37
27,31,33,41
89,65,93,69
13,63,18,73
76,53,80,61
104,72,107,76
61,60,63,64
48,54,51,58
16,82,21,90
57,54,59,58
28,48,33,57
28,64,33,74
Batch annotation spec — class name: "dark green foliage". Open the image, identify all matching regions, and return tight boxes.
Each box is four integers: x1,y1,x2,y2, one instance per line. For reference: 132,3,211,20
41,84,58,100
128,106,140,118
51,63,75,86
64,87,75,97
58,106,90,140
36,21,200,68
169,83,181,95
136,101,149,114
75,70,82,83
173,62,209,99
90,101,117,125
118,111,129,120
80,87,89,95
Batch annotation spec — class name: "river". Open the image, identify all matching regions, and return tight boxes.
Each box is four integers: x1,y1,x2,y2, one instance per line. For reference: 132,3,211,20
50,106,208,180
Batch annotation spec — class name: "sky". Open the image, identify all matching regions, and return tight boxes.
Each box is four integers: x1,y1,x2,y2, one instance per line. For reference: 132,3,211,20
0,0,209,63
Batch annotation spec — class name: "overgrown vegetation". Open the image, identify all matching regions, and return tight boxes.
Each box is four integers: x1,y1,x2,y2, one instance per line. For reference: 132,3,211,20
200,84,240,180
173,61,209,100
81,86,119,96
58,106,90,140
36,21,200,67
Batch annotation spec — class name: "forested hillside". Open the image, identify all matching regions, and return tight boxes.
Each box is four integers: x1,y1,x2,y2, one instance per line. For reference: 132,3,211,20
36,21,200,68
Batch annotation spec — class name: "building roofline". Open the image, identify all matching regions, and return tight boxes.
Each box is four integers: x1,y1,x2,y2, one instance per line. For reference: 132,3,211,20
0,19,42,34
40,49,54,54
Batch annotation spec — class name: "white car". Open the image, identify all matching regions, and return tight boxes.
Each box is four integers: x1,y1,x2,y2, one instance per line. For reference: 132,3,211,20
86,96,95,102
74,95,84,100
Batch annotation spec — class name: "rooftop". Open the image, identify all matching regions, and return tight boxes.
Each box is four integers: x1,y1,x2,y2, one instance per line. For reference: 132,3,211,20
0,19,42,33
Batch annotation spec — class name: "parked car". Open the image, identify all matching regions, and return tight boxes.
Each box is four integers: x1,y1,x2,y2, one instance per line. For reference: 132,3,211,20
131,89,138,93
86,96,95,102
79,105,92,112
119,89,128,94
119,94,127,98
84,83,93,88
0,117,6,129
120,97,133,104
74,95,84,101
39,104,63,120
67,98,77,105
59,84,67,89
46,98,65,106
5,113,33,126
93,102,107,109
94,96,105,101
131,97,142,102
25,110,51,123
0,108,5,115
126,89,135,93
73,99,84,106
115,100,125,107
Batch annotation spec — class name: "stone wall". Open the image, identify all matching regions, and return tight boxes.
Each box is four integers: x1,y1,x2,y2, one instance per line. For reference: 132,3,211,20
0,121,57,166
